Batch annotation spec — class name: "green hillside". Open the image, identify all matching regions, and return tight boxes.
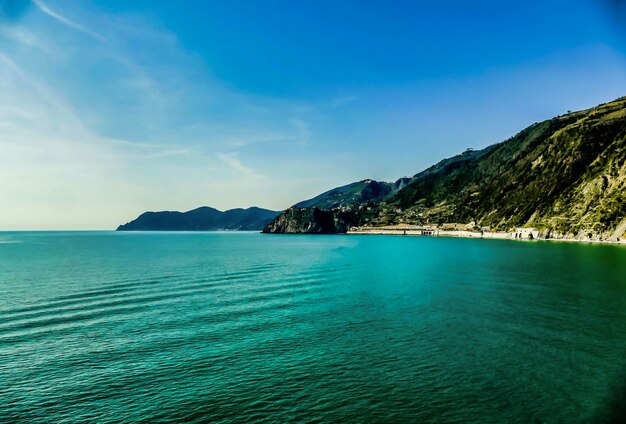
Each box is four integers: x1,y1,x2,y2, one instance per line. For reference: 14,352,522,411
264,96,626,240
292,178,412,210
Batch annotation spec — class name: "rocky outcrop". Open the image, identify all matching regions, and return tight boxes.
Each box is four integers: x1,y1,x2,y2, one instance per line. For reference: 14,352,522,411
262,207,357,234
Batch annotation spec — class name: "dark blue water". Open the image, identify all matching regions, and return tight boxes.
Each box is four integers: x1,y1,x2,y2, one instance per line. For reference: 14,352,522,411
1,232,626,423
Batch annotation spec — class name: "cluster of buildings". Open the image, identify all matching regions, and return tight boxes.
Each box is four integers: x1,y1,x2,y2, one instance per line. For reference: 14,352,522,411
348,223,540,240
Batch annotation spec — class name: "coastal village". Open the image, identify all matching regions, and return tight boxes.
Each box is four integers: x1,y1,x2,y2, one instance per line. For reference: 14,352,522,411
348,222,626,244
348,223,538,239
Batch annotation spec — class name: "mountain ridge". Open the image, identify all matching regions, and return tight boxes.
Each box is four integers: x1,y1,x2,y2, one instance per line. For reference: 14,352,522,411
117,206,279,231
264,96,626,241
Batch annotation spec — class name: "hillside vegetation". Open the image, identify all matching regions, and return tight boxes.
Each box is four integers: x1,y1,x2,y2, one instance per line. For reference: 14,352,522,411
264,97,626,240
292,178,414,210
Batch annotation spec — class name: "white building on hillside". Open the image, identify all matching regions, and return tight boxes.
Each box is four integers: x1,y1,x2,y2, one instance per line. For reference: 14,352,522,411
514,228,539,240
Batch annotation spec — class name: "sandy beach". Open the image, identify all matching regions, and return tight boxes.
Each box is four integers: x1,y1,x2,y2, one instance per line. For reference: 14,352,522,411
347,225,626,245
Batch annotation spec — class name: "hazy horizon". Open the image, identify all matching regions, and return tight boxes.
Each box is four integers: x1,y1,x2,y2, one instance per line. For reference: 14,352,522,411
1,0,626,229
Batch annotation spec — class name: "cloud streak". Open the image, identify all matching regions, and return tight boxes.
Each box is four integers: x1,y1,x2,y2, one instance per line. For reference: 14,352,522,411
216,152,266,179
33,0,105,42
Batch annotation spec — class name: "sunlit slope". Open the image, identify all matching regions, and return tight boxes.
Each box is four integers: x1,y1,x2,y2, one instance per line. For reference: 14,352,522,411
265,96,626,239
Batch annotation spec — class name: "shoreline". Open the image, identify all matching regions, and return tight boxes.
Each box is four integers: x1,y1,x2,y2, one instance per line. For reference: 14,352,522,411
347,226,626,246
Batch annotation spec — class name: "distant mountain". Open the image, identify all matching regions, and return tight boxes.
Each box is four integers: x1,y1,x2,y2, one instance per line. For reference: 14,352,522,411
264,96,626,240
293,178,411,210
117,207,280,231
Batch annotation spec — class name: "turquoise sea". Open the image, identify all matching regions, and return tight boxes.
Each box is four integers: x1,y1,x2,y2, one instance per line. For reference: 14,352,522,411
1,231,626,423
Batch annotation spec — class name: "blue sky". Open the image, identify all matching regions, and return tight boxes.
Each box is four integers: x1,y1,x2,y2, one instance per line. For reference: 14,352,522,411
1,0,625,229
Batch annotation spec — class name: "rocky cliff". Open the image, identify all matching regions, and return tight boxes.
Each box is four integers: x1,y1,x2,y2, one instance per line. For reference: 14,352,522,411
262,207,357,234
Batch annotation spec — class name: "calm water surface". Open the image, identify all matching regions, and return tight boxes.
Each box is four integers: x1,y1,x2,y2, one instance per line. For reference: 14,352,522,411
1,232,626,423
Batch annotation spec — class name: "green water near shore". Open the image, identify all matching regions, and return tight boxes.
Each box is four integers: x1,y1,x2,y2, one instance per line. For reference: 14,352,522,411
1,232,626,423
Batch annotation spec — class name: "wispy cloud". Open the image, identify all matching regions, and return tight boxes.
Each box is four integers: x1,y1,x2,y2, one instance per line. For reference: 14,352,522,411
216,152,266,179
288,117,312,145
0,50,88,136
328,94,358,108
142,148,191,159
33,0,105,42
0,26,56,55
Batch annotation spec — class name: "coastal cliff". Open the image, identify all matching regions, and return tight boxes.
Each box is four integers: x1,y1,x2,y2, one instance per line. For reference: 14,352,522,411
262,207,356,234
264,96,626,240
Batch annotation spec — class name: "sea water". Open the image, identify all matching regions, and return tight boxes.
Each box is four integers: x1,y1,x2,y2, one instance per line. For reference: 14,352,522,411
1,231,626,423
